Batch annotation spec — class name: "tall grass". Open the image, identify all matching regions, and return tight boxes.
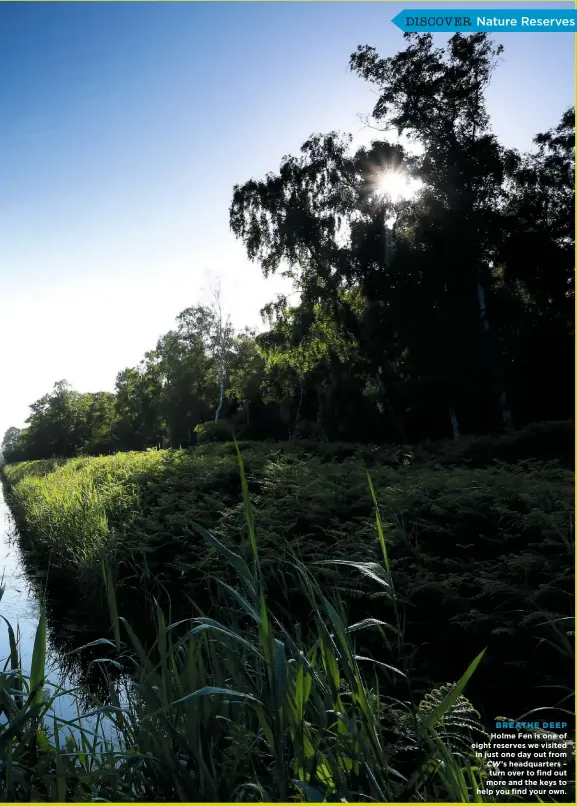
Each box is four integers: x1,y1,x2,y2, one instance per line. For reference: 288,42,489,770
3,446,571,802
3,441,572,724
1,438,573,801
2,452,161,590
0,584,123,801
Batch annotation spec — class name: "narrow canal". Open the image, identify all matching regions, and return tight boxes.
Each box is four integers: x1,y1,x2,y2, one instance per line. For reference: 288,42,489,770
0,481,119,738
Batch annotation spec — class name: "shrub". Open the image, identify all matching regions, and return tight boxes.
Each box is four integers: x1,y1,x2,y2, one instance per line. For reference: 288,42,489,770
194,419,237,444
415,420,574,469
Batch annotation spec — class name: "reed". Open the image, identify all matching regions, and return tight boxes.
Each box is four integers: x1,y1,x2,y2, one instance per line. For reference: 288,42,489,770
1,443,573,801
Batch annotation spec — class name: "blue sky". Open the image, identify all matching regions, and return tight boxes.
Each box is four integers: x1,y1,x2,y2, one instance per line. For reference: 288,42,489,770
0,1,574,435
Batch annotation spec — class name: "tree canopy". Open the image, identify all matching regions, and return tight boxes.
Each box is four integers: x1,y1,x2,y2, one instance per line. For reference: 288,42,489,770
3,33,573,463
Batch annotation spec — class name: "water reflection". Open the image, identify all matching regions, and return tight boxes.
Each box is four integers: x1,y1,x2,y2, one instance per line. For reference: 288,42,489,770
0,483,121,737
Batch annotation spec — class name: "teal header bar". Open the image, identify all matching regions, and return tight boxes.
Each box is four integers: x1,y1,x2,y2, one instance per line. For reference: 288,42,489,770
391,9,577,32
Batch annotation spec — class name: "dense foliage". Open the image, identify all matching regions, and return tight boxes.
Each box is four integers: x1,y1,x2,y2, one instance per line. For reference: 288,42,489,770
2,33,574,463
0,456,526,803
3,425,573,728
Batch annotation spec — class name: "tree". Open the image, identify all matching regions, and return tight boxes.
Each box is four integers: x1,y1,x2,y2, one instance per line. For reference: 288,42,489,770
176,291,235,424
231,33,539,440
81,392,118,455
208,283,235,422
501,106,574,317
114,361,164,451
1,427,22,455
231,130,418,441
2,426,27,462
226,328,267,427
496,107,575,423
155,327,214,447
350,32,521,434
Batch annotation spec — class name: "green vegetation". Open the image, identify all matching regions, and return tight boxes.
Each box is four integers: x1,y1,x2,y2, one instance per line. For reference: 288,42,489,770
2,447,572,802
3,425,573,730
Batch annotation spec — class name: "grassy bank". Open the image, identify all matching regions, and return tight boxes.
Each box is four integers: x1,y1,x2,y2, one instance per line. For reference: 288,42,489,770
2,424,574,726
2,444,574,802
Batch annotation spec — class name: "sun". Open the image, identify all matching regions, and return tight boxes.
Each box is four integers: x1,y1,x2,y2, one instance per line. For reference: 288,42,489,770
374,170,422,203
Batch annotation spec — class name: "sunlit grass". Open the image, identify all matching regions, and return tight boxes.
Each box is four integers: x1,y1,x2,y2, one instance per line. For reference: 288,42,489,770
2,451,162,588
0,448,513,802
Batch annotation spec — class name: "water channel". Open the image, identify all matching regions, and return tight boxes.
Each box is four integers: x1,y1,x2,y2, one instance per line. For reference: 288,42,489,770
0,481,118,739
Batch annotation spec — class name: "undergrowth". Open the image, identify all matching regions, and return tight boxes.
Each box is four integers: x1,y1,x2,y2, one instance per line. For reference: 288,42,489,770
1,426,574,746
3,445,573,802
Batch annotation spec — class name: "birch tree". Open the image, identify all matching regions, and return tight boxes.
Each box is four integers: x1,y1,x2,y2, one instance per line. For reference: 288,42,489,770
176,282,235,424
209,282,235,422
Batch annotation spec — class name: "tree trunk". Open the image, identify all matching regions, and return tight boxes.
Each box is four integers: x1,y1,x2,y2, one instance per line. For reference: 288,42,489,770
477,279,514,428
215,377,225,422
449,407,461,441
376,370,407,444
477,282,488,331
498,385,513,429
292,382,304,437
